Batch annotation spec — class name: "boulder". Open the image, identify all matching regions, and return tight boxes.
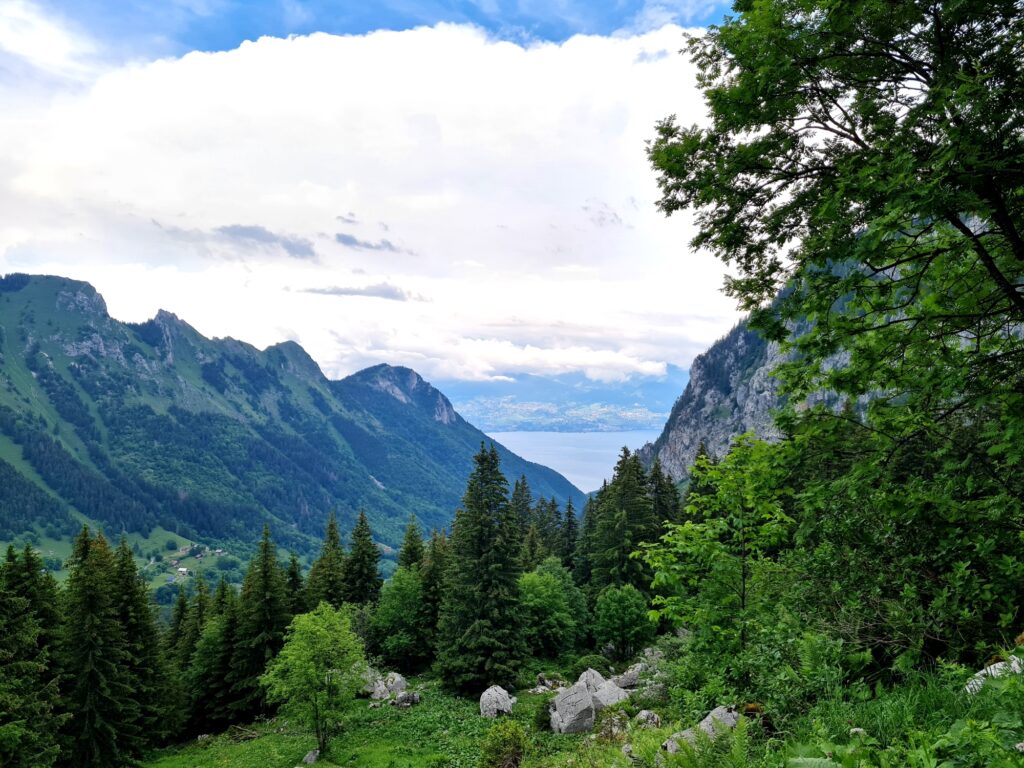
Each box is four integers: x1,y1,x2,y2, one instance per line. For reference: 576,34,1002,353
634,710,661,729
362,667,389,700
479,685,515,718
384,672,408,695
663,706,740,753
577,668,607,693
391,691,421,708
302,749,319,764
593,680,630,712
611,663,645,689
641,646,665,665
549,681,595,734
964,655,1023,694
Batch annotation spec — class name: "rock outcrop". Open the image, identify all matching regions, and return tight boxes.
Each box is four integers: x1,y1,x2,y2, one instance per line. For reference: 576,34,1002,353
593,680,630,712
479,685,515,717
637,322,783,480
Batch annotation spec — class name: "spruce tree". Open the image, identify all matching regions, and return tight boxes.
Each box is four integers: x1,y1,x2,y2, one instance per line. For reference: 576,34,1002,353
561,498,578,570
593,449,656,593
112,537,166,754
0,550,63,768
188,579,240,733
437,445,524,692
4,544,61,675
418,529,448,656
509,476,533,529
285,552,306,616
176,574,210,671
228,525,290,721
342,511,381,605
573,490,602,590
305,512,346,609
60,528,136,768
397,515,425,570
649,459,681,527
519,523,547,571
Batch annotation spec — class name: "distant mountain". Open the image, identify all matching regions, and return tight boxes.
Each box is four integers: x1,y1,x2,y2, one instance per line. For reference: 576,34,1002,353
0,274,582,553
440,367,690,432
637,322,783,480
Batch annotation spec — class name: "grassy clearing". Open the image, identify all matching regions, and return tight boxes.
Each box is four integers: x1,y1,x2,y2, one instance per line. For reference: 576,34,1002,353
142,677,633,768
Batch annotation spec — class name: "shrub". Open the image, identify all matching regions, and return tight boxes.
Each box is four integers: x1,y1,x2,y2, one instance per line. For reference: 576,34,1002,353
572,654,612,679
477,719,526,768
594,585,655,661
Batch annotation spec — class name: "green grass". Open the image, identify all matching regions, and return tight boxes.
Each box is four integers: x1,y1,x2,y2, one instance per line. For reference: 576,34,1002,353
142,677,640,768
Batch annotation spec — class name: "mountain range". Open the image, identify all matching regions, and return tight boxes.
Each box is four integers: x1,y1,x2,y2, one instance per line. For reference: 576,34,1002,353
0,274,581,555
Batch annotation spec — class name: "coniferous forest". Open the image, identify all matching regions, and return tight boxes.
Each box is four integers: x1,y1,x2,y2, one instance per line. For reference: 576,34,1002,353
2,1,1024,767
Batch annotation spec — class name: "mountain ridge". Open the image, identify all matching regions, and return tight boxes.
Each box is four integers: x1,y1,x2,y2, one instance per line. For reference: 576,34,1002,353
0,273,582,554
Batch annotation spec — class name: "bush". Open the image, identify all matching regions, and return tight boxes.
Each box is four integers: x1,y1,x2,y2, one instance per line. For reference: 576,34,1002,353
477,719,526,768
572,654,612,679
594,585,655,661
165,538,178,551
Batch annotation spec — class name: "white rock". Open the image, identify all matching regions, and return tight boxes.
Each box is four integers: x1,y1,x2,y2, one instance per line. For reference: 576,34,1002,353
964,655,1023,694
634,710,661,729
577,668,607,694
302,749,319,764
479,685,515,718
549,681,595,734
593,680,630,712
611,663,645,689
663,706,740,753
384,671,408,695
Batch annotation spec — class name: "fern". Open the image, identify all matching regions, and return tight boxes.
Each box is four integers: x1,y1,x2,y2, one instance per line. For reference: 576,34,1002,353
786,759,841,768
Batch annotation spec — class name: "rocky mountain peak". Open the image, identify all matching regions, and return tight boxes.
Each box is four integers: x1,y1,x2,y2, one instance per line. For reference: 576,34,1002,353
348,364,460,425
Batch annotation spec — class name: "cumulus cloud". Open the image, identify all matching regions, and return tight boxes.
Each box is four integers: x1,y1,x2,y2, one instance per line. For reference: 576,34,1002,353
0,21,741,385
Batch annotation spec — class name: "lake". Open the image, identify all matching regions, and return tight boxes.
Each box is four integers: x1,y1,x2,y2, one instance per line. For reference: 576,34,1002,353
487,430,662,496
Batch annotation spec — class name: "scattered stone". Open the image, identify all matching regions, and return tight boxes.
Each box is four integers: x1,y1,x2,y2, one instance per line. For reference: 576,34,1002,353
196,734,211,742
549,681,595,734
536,672,565,690
384,672,408,695
302,749,319,764
577,668,607,694
479,685,515,717
368,701,383,709
391,691,421,708
964,655,1023,694
611,663,646,689
636,682,668,703
663,706,740,753
634,710,661,729
593,680,630,712
849,727,867,738
1015,741,1024,753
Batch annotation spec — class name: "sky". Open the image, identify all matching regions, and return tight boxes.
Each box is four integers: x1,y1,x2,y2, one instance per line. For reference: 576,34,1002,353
0,0,741,397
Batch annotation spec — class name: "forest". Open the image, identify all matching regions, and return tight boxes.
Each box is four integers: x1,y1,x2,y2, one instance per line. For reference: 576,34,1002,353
2,0,1024,766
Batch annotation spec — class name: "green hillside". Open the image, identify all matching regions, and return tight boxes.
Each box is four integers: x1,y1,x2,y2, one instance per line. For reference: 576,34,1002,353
0,273,582,560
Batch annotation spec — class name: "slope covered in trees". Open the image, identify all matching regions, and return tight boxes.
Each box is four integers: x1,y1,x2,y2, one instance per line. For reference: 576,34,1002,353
0,274,581,554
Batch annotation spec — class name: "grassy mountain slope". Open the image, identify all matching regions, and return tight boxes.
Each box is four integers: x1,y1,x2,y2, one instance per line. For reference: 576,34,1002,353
0,273,582,555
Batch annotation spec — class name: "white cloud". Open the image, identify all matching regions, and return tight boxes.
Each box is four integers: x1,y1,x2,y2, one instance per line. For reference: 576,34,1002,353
0,21,741,383
0,0,100,79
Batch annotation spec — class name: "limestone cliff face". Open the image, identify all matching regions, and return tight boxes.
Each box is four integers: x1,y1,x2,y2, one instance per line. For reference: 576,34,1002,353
638,321,784,481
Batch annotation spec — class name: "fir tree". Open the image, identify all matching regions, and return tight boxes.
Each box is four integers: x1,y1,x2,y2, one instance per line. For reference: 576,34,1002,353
4,544,61,673
342,511,381,605
397,515,425,570
228,525,290,721
573,490,603,590
305,512,346,609
60,528,136,768
437,445,525,692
